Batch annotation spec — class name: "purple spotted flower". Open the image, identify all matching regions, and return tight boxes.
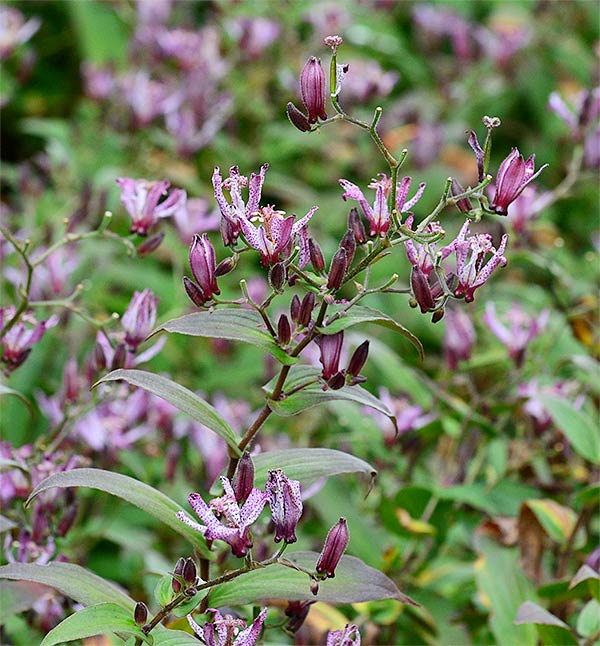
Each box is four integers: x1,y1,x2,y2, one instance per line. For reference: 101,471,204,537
403,215,448,278
490,148,548,215
121,289,158,351
327,624,362,646
266,469,303,544
1,307,58,374
483,302,549,367
339,174,426,237
187,608,267,646
442,220,508,303
176,476,268,557
115,177,187,236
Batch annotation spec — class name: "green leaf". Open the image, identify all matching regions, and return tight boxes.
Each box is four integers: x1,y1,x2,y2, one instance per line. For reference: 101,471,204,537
95,369,241,456
538,396,600,464
208,551,417,607
319,305,424,360
515,601,578,646
574,483,600,510
154,309,296,365
40,603,148,646
153,630,203,646
251,448,377,488
570,564,600,590
26,469,211,558
577,599,600,638
0,384,32,415
264,365,397,431
522,499,577,544
0,562,135,610
154,575,174,608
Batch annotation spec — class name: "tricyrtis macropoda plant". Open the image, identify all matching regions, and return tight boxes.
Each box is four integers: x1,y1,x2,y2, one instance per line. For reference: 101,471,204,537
9,27,597,646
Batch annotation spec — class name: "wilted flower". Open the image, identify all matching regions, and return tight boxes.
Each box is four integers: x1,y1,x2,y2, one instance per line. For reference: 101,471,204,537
1,307,58,373
443,307,476,369
316,517,349,578
483,302,549,367
490,148,548,215
266,469,303,543
116,177,187,236
121,289,158,351
187,608,267,646
176,476,268,557
327,623,362,646
339,174,426,237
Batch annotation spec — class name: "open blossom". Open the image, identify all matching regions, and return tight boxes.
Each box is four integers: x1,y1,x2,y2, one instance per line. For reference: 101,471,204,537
339,174,426,237
490,148,548,215
327,624,362,646
266,470,303,543
1,307,58,373
188,608,267,646
403,215,448,277
483,302,549,367
116,177,187,236
176,476,268,557
441,220,508,303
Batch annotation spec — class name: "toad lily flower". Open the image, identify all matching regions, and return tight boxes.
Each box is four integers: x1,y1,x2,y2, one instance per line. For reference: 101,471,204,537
339,174,426,237
327,624,362,646
490,148,548,215
266,469,303,544
1,307,58,374
115,178,186,236
176,476,268,557
121,289,158,351
188,608,267,646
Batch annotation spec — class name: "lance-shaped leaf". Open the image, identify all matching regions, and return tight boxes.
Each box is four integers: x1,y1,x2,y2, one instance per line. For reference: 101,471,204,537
521,499,577,545
318,305,423,360
152,309,296,365
40,602,149,646
207,551,417,607
264,365,397,432
26,469,211,557
515,601,578,646
152,631,206,646
95,369,241,456
0,384,33,415
0,562,135,610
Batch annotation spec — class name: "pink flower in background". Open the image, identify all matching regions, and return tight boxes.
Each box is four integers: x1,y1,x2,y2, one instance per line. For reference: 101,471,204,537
173,197,221,244
444,307,476,369
121,289,159,351
518,380,583,433
229,17,280,60
0,307,58,373
365,388,436,441
0,6,41,60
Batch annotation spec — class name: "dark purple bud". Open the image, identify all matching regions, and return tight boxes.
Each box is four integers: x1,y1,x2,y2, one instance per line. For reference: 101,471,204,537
316,517,349,578
63,358,79,403
410,266,435,313
172,557,185,593
348,208,367,244
266,469,303,544
285,600,315,633
340,230,356,265
300,57,327,124
134,602,148,626
286,102,311,132
467,129,485,182
310,579,320,596
317,331,344,380
327,247,347,291
183,558,197,585
431,308,445,323
111,343,127,370
137,231,165,257
183,277,207,307
278,314,292,346
308,238,326,272
232,452,255,503
94,342,106,371
326,372,346,390
450,179,473,213
290,294,301,323
190,234,220,300
57,504,77,537
164,443,180,482
269,262,287,292
215,256,237,277
348,375,367,386
298,292,316,328
347,340,369,377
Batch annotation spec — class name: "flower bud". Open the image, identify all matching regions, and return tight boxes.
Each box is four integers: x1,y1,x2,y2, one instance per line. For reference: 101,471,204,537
410,266,435,313
450,179,473,213
183,558,197,585
183,276,207,307
189,234,220,301
137,231,165,257
232,452,255,503
266,469,303,544
134,602,148,626
94,342,106,371
317,331,344,380
431,308,445,323
300,57,327,124
290,294,301,323
298,292,315,328
269,262,287,292
310,579,320,596
327,248,347,291
347,340,369,377
340,230,356,265
316,517,349,578
215,256,237,277
326,372,345,390
111,343,127,370
285,600,315,633
286,102,311,132
348,207,367,244
277,314,292,346
172,557,185,593
308,238,326,272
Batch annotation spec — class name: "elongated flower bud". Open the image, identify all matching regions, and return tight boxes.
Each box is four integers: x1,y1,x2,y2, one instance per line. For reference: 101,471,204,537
189,234,220,300
183,558,197,585
300,57,327,124
348,207,367,244
278,314,292,346
111,343,127,370
450,179,473,213
290,294,301,323
309,238,326,272
410,266,435,313
327,248,347,290
232,452,255,503
287,102,311,132
172,557,185,593
269,262,286,291
183,276,207,307
317,331,344,380
137,231,165,257
347,340,369,377
215,256,237,277
266,469,303,543
134,602,148,626
340,230,356,264
298,292,316,328
316,517,349,578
